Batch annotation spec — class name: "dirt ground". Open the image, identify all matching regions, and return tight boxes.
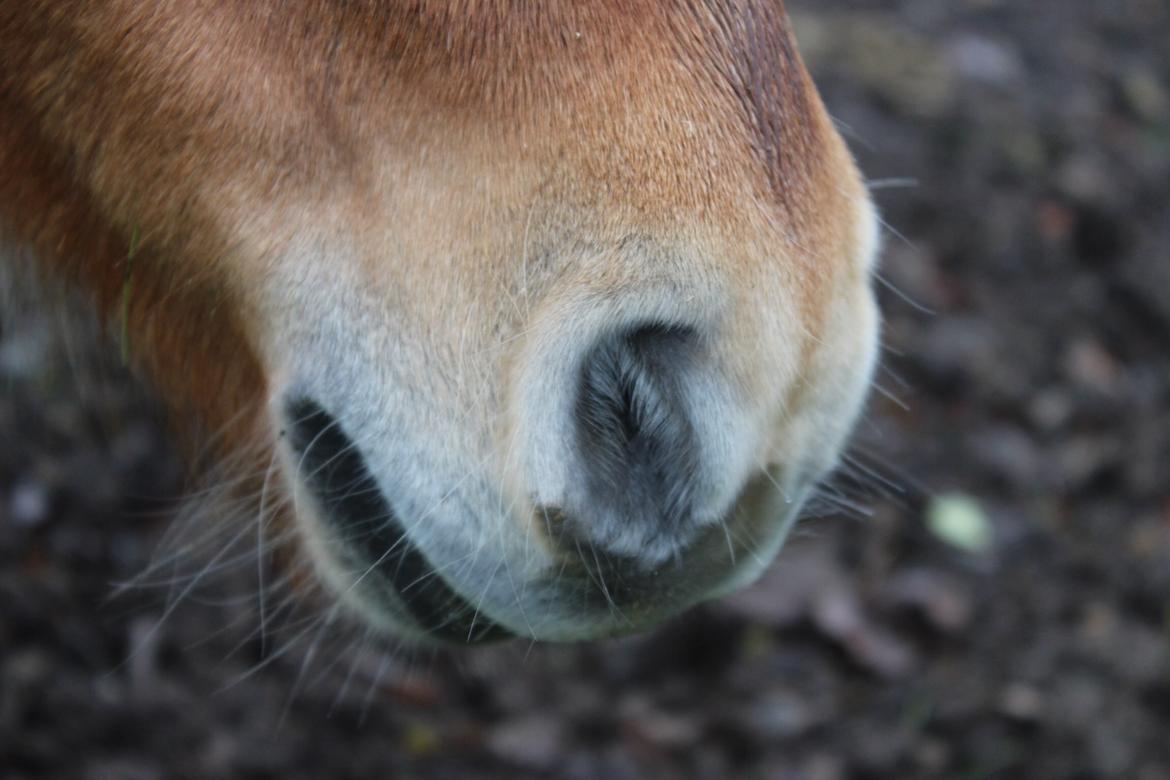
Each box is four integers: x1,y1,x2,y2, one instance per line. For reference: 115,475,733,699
2,1,1169,778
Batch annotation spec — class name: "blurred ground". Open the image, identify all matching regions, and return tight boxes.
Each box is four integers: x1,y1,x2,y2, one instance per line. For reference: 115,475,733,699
3,1,1170,778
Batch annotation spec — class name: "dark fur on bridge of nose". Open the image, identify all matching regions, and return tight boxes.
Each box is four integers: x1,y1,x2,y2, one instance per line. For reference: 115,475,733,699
570,325,701,563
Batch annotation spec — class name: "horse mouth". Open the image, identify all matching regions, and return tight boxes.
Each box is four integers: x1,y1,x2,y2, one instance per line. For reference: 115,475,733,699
284,397,512,645
281,395,801,644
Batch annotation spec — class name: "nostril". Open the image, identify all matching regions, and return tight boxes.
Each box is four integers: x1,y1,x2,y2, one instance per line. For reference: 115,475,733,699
570,324,702,562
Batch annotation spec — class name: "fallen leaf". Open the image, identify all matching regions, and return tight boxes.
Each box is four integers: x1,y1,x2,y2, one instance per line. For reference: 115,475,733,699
927,493,993,555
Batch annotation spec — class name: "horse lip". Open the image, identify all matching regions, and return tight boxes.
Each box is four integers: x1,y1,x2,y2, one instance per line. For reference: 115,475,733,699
284,396,512,645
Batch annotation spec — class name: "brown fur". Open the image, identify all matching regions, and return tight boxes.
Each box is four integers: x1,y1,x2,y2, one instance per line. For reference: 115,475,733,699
1,3,836,442
1,2,871,638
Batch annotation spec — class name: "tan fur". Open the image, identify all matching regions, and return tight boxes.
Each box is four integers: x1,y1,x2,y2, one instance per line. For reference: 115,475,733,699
1,1,877,640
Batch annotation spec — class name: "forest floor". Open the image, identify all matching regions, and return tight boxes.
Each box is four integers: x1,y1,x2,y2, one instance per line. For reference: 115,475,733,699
3,1,1169,778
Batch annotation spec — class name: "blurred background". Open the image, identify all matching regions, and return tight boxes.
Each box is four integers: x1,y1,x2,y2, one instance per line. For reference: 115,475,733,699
2,1,1169,778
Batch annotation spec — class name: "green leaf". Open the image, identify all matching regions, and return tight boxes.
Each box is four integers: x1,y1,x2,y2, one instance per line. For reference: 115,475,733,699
927,493,992,555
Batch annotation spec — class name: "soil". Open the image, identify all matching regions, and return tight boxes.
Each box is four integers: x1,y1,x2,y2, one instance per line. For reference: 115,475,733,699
3,1,1169,778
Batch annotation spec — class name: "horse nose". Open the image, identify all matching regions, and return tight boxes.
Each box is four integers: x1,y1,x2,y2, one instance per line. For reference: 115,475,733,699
562,325,701,556
518,316,758,568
